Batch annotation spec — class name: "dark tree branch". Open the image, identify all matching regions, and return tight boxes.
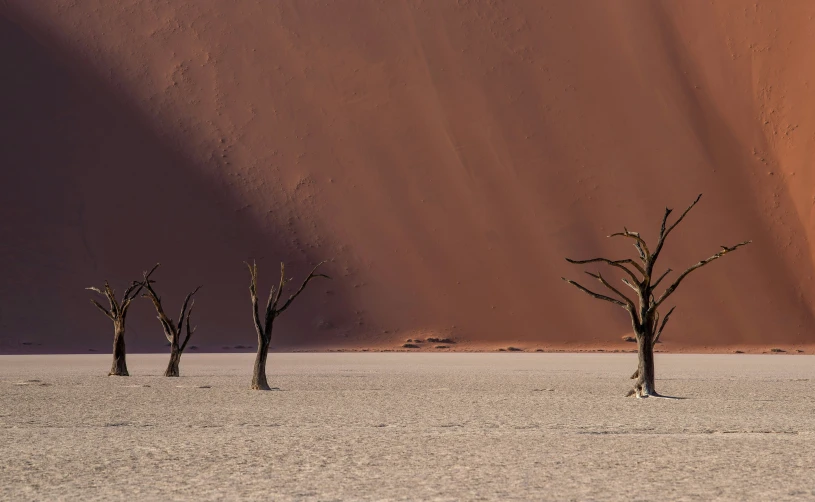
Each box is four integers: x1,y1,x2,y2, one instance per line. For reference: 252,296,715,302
89,299,113,319
273,262,288,310
246,261,265,342
653,306,676,345
652,268,672,289
658,207,673,239
621,278,640,295
103,282,119,317
277,261,331,315
655,241,751,307
180,300,196,352
585,272,636,311
561,277,627,308
609,228,650,263
176,286,202,333
565,257,643,283
651,194,702,265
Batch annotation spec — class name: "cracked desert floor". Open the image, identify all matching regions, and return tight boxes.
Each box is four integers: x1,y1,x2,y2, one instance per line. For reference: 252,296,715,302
2,353,814,501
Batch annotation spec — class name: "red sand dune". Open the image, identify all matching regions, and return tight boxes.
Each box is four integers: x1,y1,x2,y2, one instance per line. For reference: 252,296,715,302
1,1,814,353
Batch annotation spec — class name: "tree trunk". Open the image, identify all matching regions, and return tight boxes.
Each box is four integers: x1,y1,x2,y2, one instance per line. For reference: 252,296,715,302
251,339,271,390
109,322,128,376
164,345,181,377
633,330,657,397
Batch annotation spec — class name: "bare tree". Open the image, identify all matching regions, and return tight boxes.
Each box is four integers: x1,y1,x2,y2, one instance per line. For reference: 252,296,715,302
140,264,202,377
562,194,750,397
246,261,329,390
87,264,158,376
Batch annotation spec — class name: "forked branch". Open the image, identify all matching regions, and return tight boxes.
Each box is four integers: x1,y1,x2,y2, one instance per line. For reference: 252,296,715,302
277,261,331,314
653,306,676,345
565,257,644,283
87,264,158,321
585,271,636,311
609,228,650,263
247,260,330,345
561,277,627,309
651,194,702,264
655,241,751,307
141,263,201,348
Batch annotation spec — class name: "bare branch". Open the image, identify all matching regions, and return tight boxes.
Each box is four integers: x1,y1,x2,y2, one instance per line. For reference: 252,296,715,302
126,263,159,301
658,207,673,239
176,286,202,333
246,261,264,339
565,257,643,283
585,271,636,311
103,282,119,317
142,280,174,343
272,262,288,311
90,299,113,319
86,287,105,296
621,278,639,295
180,300,196,352
561,277,626,308
655,241,751,307
653,306,676,345
277,261,331,314
609,228,650,263
652,268,672,289
651,194,702,264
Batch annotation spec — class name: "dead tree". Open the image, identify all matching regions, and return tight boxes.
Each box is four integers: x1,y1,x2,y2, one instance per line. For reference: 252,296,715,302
562,194,750,397
246,260,329,390
140,264,202,377
87,264,158,376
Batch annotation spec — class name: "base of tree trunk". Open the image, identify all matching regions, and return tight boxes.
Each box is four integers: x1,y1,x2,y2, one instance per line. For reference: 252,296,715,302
164,350,181,377
250,379,271,391
109,358,128,376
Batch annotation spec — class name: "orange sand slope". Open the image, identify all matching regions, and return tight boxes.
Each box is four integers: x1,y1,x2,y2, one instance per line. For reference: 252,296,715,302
1,2,814,353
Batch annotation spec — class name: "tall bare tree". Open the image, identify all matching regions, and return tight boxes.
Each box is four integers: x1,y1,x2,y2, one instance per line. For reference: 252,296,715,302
87,264,158,376
246,261,329,390
140,264,202,377
562,194,750,397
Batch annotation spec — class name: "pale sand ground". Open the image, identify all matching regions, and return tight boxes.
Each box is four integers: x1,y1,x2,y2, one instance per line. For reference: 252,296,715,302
1,354,814,501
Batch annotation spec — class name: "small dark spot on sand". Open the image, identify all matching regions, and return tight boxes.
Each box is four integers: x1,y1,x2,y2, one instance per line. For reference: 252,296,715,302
402,343,419,349
770,348,786,353
622,336,636,343
507,347,523,352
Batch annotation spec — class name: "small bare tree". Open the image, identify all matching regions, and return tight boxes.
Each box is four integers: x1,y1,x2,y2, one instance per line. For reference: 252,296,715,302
87,264,158,376
246,261,329,390
140,264,202,377
562,194,750,397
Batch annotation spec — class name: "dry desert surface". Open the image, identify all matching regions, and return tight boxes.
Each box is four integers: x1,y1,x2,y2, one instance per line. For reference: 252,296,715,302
2,353,814,501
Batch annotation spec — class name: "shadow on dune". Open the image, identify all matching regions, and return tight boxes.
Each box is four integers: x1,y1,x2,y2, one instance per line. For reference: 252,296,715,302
0,13,351,353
